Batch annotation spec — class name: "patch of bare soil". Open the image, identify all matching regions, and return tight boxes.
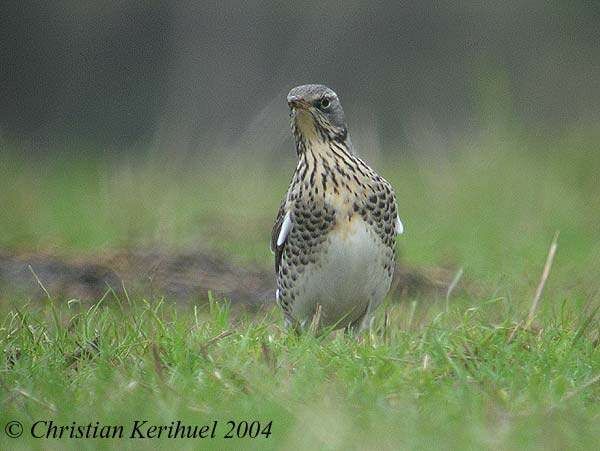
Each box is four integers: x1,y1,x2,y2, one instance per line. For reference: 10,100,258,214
0,250,465,309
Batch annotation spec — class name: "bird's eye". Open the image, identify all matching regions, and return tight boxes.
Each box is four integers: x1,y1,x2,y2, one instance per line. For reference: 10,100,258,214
320,97,330,109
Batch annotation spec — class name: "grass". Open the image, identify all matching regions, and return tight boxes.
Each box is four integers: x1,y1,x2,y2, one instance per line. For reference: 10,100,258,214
1,130,600,449
1,295,598,450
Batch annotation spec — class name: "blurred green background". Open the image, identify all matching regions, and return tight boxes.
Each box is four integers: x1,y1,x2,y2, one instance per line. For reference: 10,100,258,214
1,1,600,300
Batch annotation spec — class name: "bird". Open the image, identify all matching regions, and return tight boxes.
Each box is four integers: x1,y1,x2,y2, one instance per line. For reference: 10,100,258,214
271,84,404,332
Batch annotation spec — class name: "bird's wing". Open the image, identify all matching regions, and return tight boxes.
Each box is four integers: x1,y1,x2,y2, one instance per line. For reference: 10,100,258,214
271,202,292,272
384,179,404,236
395,215,404,235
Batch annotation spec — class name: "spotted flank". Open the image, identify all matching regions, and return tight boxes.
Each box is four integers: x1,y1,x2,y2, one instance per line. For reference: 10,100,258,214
271,84,404,332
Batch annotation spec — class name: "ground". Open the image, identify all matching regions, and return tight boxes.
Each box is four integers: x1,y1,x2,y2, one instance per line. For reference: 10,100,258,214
1,131,599,449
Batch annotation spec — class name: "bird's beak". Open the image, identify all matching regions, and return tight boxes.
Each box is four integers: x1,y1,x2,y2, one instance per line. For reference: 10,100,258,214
287,96,309,110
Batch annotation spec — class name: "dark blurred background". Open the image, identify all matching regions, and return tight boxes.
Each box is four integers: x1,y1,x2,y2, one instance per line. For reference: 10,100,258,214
1,1,599,154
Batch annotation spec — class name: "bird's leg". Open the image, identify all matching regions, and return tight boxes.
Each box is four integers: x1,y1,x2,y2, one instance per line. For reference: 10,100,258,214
346,303,372,337
283,313,303,336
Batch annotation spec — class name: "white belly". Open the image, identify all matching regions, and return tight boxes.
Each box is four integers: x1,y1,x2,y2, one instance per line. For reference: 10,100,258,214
292,218,393,328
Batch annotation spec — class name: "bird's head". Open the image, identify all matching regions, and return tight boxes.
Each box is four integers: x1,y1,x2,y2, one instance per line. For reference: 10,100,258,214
287,84,348,145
